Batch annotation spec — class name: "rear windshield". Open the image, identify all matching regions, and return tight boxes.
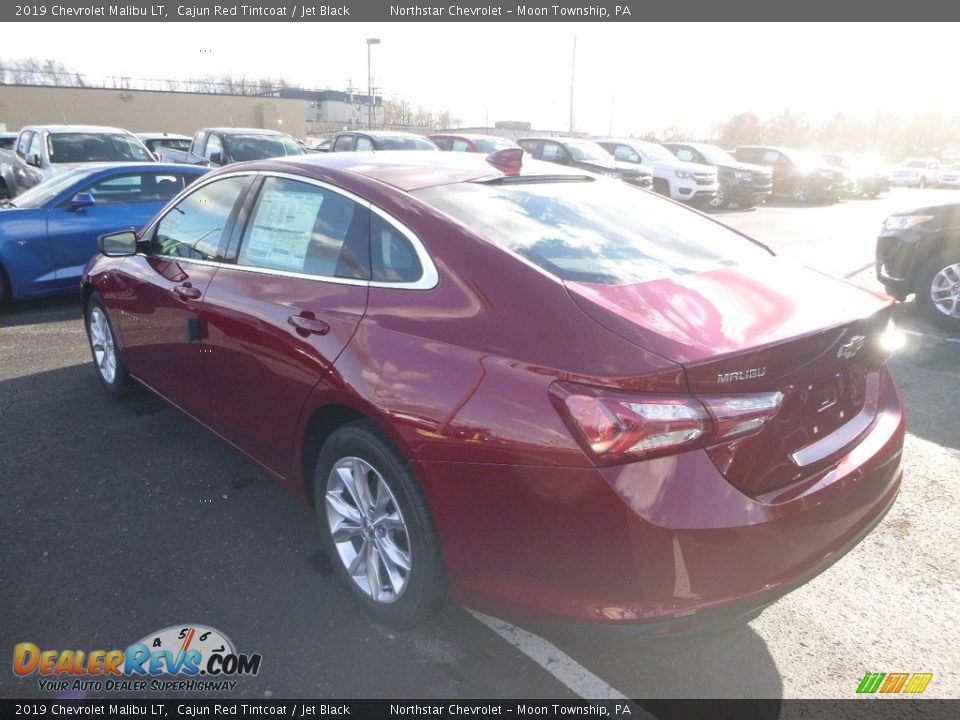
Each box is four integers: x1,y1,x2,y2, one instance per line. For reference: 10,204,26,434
376,136,437,150
413,179,771,285
48,133,152,163
473,137,518,154
224,134,306,161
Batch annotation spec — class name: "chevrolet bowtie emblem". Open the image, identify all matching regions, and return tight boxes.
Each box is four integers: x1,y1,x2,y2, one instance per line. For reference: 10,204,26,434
837,335,866,360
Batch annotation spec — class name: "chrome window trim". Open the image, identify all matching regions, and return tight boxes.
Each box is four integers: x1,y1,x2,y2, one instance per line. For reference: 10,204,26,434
253,171,439,291
140,170,439,291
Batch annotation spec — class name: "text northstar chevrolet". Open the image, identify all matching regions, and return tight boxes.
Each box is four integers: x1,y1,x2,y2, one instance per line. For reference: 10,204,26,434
84,150,905,629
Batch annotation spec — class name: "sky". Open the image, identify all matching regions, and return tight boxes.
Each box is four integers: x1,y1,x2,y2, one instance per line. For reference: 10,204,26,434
5,22,960,137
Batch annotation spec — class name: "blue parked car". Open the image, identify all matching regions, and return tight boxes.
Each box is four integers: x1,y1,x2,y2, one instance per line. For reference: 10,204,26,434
0,163,207,302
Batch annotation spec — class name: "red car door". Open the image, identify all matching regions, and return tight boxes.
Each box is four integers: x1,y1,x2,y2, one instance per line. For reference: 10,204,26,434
111,174,255,421
199,175,371,477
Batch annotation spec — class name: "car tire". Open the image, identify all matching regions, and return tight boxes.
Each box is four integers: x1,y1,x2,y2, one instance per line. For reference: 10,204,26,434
315,421,445,629
919,176,927,189
652,178,671,197
708,181,731,211
0,181,7,201
85,293,133,398
915,249,960,332
791,179,813,204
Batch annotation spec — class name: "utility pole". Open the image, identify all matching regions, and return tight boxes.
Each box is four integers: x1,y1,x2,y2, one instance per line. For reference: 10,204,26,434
366,38,380,129
569,36,577,134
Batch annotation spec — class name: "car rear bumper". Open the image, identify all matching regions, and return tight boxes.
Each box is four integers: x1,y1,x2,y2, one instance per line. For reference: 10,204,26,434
415,369,905,627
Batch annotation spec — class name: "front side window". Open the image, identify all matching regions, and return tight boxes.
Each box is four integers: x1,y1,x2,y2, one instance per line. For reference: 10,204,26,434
673,147,696,163
82,172,194,204
541,143,563,162
414,179,771,286
152,176,250,261
763,150,781,165
451,139,472,153
237,176,370,280
28,133,43,160
205,134,224,162
613,145,640,163
17,131,33,157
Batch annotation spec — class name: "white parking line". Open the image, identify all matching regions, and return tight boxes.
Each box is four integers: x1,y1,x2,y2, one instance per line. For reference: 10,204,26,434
468,610,643,705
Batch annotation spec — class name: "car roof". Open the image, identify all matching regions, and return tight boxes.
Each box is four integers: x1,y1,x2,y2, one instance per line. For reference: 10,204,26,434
29,125,138,135
69,162,208,174
430,133,509,141
226,151,589,192
205,127,291,136
340,130,428,138
135,132,192,140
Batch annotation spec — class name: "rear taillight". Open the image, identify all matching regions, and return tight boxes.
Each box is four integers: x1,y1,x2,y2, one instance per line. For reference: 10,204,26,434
550,382,783,465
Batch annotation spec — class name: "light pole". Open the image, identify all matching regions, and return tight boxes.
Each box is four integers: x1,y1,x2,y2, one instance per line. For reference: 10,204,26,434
366,38,380,129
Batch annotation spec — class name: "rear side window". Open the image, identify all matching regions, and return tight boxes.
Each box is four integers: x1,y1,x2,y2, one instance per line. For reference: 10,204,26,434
237,176,370,280
451,139,472,152
17,131,33,157
432,137,452,151
152,175,250,261
414,180,771,285
333,135,354,152
371,214,422,283
355,136,374,151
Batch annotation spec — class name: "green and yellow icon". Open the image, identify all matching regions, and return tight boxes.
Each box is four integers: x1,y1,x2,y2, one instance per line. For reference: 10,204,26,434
856,672,932,694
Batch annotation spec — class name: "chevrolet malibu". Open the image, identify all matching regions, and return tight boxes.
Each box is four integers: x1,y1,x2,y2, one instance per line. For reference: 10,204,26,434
83,151,905,630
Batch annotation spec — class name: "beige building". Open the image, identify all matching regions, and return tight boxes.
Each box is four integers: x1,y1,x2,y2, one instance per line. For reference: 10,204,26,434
0,85,306,138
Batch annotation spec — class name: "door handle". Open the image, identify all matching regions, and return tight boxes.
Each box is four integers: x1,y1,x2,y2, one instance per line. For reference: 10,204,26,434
288,313,330,337
173,283,202,301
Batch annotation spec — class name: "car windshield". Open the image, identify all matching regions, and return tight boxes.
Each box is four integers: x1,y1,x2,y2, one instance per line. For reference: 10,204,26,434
152,138,191,152
223,134,306,161
6,168,98,208
0,137,15,151
695,145,737,165
375,136,437,150
473,137,518,153
631,142,673,162
903,160,927,168
563,141,611,163
48,133,153,163
414,179,771,285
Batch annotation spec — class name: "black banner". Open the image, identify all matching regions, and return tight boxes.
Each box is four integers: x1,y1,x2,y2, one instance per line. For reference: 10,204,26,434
2,1,960,22
1,699,958,719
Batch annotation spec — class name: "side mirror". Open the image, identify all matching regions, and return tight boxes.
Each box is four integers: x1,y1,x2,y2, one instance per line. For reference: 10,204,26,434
69,192,95,210
28,153,42,168
98,230,138,257
209,152,223,166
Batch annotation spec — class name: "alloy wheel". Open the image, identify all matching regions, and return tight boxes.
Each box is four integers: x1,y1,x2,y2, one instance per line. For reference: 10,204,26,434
930,262,960,319
325,456,412,603
88,306,118,384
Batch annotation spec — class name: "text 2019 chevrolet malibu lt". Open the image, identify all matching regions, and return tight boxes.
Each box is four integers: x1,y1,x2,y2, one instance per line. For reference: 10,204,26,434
83,150,905,629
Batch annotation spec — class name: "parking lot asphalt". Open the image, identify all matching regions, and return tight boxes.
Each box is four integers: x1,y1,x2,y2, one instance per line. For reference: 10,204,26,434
1,188,957,700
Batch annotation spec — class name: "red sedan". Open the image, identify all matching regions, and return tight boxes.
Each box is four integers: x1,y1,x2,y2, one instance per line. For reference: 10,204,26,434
83,150,905,630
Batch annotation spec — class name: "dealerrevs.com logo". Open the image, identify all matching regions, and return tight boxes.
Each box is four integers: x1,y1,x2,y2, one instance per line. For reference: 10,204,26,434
13,624,262,693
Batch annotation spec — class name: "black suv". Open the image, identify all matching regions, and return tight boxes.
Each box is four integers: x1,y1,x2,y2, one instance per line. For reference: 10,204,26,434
734,146,842,204
329,131,438,152
517,137,652,188
664,142,772,210
877,203,960,331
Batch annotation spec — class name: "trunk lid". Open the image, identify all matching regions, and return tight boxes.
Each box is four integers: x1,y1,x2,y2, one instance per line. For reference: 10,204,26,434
566,259,895,494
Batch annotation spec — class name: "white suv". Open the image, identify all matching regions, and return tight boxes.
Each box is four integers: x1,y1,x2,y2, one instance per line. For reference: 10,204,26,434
891,157,941,188
596,139,718,206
